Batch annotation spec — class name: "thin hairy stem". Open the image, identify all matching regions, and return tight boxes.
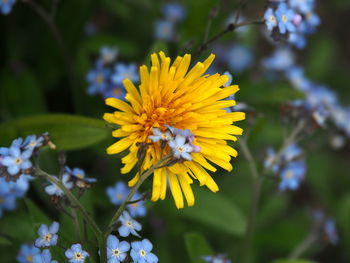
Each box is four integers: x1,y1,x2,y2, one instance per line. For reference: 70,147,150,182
289,230,318,259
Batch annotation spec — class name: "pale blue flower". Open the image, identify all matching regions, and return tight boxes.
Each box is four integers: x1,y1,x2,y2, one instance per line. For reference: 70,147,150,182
149,128,173,143
264,148,279,173
35,222,59,247
16,244,40,263
154,20,175,41
118,211,142,237
0,179,16,217
86,64,111,95
275,3,296,34
226,44,253,73
2,147,32,175
106,235,130,263
65,243,89,263
202,254,232,263
285,66,312,91
289,0,315,14
279,161,306,191
264,8,277,31
263,47,295,71
127,192,147,218
0,0,16,15
112,63,139,85
106,181,130,205
169,135,194,160
23,135,45,150
162,3,186,22
45,174,73,196
288,33,307,49
324,218,338,245
65,166,96,184
282,144,302,162
102,85,126,100
130,239,158,263
100,46,118,64
33,249,58,263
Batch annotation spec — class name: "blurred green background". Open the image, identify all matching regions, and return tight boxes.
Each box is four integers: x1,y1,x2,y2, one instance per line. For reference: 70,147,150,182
1,0,350,262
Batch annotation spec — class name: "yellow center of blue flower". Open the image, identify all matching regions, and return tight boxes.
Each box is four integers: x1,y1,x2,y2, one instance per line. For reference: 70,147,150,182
126,220,133,227
116,193,123,200
44,233,52,242
76,173,84,179
282,15,288,22
176,146,185,153
15,158,22,165
139,249,146,257
286,170,294,179
96,75,104,84
269,15,276,23
113,88,122,96
74,252,84,260
112,249,121,256
26,255,33,262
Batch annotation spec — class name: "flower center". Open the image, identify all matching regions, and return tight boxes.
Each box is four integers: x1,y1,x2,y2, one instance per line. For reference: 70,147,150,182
112,249,121,256
139,249,147,257
74,252,84,260
177,146,185,153
113,88,122,96
116,193,123,200
75,173,84,179
96,74,104,84
29,141,37,147
26,255,33,262
131,202,138,208
15,157,22,165
282,15,288,23
126,220,133,227
286,171,294,179
44,233,52,242
269,15,276,23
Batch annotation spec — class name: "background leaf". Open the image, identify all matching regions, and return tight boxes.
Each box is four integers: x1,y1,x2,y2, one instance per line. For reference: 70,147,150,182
185,232,214,263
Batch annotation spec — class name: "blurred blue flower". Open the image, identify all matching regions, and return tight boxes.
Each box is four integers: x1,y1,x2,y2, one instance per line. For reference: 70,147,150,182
288,33,307,49
312,104,330,127
289,0,315,14
306,85,338,110
99,46,118,65
169,135,193,160
17,244,41,263
33,249,58,263
226,44,253,73
300,11,320,34
106,235,130,263
282,144,302,162
264,8,278,31
263,47,295,71
128,192,147,218
2,147,32,175
0,180,16,217
154,20,175,41
0,0,16,15
285,66,312,91
118,211,142,237
264,148,279,173
331,106,350,137
202,254,232,263
65,243,89,263
86,64,111,95
162,3,186,22
223,71,233,87
106,181,130,205
35,221,59,247
130,239,158,263
279,161,306,191
112,63,139,85
23,135,44,151
275,3,296,34
45,174,73,196
65,166,96,184
102,85,126,100
324,218,339,245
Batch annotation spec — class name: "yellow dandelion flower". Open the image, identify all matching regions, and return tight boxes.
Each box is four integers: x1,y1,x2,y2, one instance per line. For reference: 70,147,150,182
103,51,245,209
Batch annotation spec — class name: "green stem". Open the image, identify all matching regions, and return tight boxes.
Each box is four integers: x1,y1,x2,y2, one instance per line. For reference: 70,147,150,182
35,169,102,238
288,230,318,259
71,208,82,242
99,156,171,263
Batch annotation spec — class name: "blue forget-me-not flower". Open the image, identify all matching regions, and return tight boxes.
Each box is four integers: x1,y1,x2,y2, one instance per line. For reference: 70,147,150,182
35,221,59,247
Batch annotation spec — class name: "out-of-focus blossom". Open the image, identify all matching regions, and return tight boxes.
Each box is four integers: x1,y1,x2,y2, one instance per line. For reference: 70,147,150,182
226,44,253,73
263,47,295,71
154,20,175,41
264,8,278,31
275,3,296,34
33,249,58,263
202,254,232,263
289,0,315,14
99,46,118,65
86,64,111,95
162,3,186,22
106,181,130,206
17,244,41,263
279,161,306,191
112,63,139,85
0,0,16,15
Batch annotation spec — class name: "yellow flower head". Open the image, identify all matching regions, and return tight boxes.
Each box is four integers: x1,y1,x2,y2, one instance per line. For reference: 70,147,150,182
103,52,245,208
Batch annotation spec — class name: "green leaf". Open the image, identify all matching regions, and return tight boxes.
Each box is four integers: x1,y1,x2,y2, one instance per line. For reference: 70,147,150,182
0,114,109,151
178,187,246,236
184,232,214,263
271,259,317,263
0,236,12,246
24,199,51,227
